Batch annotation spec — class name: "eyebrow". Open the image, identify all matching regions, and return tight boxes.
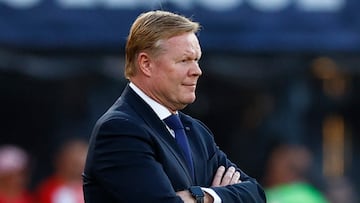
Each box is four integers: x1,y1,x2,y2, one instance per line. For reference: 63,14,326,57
183,48,201,58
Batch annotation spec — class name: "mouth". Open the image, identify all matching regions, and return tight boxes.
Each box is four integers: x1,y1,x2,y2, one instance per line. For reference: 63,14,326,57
182,83,197,88
183,82,197,86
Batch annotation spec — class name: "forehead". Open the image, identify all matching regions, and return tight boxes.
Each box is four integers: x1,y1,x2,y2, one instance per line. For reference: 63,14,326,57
162,32,201,55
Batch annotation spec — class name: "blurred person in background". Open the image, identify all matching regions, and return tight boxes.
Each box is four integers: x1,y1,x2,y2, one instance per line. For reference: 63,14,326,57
263,141,329,203
36,138,88,203
0,145,34,203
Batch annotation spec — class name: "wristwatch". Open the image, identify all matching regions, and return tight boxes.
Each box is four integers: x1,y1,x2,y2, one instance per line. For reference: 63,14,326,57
189,186,205,203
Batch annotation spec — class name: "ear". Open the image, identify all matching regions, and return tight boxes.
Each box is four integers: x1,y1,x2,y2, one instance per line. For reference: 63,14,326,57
137,52,152,77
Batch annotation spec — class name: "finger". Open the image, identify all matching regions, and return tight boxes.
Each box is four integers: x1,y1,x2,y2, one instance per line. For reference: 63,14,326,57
230,171,241,184
212,166,225,186
220,166,236,186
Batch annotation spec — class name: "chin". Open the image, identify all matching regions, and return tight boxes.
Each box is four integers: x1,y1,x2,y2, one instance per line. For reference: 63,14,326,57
178,93,196,105
184,97,196,105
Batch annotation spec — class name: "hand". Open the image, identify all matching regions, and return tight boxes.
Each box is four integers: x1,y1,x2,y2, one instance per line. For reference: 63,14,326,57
176,190,195,203
211,166,241,187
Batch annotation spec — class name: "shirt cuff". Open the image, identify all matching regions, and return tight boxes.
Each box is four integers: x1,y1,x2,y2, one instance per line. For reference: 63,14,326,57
201,187,222,203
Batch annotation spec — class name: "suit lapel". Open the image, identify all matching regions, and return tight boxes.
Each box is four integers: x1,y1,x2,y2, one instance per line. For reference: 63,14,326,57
119,85,194,182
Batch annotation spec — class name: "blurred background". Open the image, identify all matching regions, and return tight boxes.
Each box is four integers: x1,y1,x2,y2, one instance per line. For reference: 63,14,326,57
0,0,359,202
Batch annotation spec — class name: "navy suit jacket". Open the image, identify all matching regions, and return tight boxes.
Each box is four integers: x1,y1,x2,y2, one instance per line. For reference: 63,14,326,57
83,84,266,202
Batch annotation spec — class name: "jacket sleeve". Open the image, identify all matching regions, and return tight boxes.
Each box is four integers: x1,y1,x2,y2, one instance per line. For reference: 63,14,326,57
211,148,267,203
196,119,267,203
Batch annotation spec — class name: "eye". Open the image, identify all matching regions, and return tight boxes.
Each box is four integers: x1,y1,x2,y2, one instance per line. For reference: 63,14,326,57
179,57,199,64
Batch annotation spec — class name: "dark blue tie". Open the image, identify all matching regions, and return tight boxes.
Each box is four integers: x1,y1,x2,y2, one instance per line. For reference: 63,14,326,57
163,114,194,178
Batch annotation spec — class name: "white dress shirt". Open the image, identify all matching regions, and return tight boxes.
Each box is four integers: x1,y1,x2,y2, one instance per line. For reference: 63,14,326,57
129,82,221,203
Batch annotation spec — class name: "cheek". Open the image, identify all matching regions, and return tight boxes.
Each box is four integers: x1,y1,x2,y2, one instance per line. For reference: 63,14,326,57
152,61,186,86
154,68,180,84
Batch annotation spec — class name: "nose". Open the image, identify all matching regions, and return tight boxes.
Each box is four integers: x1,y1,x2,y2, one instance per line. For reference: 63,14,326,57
190,62,202,77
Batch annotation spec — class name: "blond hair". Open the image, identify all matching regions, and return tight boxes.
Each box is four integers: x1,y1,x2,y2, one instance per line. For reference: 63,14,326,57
124,10,200,78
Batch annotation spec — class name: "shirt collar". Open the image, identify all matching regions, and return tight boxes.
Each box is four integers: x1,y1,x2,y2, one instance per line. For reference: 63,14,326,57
129,82,174,120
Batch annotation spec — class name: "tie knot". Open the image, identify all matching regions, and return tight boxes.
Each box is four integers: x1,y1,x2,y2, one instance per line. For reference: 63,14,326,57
163,114,184,130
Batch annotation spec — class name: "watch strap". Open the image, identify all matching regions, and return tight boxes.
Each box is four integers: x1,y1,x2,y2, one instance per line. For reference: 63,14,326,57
189,186,204,203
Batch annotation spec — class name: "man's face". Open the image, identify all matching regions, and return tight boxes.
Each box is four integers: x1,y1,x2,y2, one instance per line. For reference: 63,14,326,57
148,32,202,111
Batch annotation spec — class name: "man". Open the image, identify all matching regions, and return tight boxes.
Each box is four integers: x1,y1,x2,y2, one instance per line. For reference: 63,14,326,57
83,10,266,203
